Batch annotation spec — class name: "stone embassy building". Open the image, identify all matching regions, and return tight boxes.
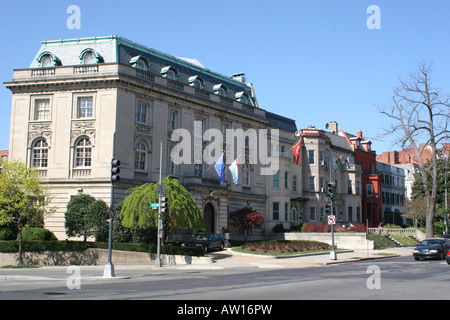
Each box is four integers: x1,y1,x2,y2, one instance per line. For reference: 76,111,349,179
4,35,367,240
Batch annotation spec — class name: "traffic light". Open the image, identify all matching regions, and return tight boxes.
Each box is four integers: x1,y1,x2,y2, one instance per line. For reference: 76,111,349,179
160,197,168,214
327,181,334,199
162,218,168,229
111,159,121,182
325,201,332,215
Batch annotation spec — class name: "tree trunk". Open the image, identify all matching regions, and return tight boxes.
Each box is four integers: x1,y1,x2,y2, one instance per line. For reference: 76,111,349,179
17,229,23,266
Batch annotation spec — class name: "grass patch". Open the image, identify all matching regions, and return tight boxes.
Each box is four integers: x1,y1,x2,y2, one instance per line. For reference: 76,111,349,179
1,265,40,269
233,240,332,256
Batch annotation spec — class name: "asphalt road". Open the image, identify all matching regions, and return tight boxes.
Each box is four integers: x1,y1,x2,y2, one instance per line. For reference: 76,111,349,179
0,256,449,301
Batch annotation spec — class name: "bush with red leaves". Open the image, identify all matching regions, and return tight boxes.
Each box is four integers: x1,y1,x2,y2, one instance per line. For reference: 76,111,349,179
230,207,264,241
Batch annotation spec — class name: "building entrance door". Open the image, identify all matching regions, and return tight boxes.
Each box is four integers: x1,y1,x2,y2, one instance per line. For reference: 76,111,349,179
203,203,215,233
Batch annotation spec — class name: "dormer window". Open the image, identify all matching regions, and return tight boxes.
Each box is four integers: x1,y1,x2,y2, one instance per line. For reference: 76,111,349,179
236,92,250,104
213,84,228,97
189,75,205,89
37,52,61,67
161,66,178,80
79,49,103,65
42,55,53,68
130,55,149,71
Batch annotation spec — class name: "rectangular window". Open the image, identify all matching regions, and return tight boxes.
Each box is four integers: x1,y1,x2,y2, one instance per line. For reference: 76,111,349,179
136,102,148,124
367,184,374,196
284,172,289,189
320,177,325,191
357,207,361,222
273,202,280,221
169,110,178,130
284,202,289,221
348,206,353,222
308,150,315,164
273,171,280,188
77,97,93,118
309,207,316,222
308,176,315,192
34,99,50,120
348,180,353,194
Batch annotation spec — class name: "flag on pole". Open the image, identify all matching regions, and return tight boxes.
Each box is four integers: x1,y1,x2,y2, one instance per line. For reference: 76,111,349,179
335,155,343,171
214,153,225,185
228,157,239,186
293,139,302,165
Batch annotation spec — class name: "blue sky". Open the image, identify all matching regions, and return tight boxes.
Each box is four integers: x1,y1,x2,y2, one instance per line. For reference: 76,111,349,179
0,0,449,153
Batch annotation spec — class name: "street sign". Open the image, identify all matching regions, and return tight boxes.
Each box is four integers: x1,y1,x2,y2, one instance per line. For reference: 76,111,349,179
110,205,116,219
151,203,159,210
157,184,166,195
328,215,336,225
157,230,163,239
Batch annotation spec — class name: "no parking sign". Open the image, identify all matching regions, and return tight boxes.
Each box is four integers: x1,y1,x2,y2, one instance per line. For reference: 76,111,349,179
328,215,336,225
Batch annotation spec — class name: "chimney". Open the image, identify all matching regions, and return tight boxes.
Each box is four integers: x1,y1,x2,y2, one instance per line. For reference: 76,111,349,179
358,130,363,138
232,73,246,83
328,121,338,134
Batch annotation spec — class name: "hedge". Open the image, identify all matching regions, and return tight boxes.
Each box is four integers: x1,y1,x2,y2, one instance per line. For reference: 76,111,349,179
0,241,204,257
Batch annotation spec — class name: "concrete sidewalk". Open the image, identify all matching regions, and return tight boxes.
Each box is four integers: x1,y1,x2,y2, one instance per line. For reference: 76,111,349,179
199,247,415,269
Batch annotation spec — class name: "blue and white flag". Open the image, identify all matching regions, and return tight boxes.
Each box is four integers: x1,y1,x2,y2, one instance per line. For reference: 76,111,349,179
214,153,225,185
228,157,239,186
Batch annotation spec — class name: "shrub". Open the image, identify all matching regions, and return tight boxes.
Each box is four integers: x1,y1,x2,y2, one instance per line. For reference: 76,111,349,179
21,228,57,241
272,223,285,233
0,227,16,240
0,240,204,256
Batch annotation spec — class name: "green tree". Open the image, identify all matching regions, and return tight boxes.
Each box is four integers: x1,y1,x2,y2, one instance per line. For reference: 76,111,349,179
0,160,54,265
65,194,109,242
121,177,205,241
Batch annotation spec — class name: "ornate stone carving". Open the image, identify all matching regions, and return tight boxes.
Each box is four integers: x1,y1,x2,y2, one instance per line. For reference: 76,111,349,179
71,120,96,145
28,122,52,147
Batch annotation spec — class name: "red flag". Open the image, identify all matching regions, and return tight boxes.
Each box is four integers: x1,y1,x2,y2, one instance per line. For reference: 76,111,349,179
293,139,302,165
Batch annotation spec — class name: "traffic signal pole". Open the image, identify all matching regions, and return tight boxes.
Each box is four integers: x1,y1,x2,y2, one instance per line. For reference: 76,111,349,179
328,162,337,260
104,132,119,277
155,141,163,268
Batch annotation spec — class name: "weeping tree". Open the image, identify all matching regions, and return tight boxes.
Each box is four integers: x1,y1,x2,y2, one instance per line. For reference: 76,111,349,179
378,62,450,237
121,177,205,242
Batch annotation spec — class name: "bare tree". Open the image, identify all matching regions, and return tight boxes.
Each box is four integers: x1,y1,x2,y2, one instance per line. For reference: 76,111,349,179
378,62,450,238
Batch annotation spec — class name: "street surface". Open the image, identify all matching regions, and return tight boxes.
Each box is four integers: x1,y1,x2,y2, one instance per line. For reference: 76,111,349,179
0,256,449,301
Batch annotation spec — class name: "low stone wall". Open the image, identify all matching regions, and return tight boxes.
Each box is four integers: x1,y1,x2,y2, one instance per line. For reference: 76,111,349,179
0,248,213,267
270,232,374,250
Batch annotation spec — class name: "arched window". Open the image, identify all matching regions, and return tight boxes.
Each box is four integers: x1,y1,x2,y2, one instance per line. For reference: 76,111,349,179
75,138,92,167
37,52,61,67
161,66,178,80
291,206,299,222
79,48,103,64
134,141,147,171
213,84,228,97
235,92,250,104
189,75,205,89
130,55,149,71
32,139,48,168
